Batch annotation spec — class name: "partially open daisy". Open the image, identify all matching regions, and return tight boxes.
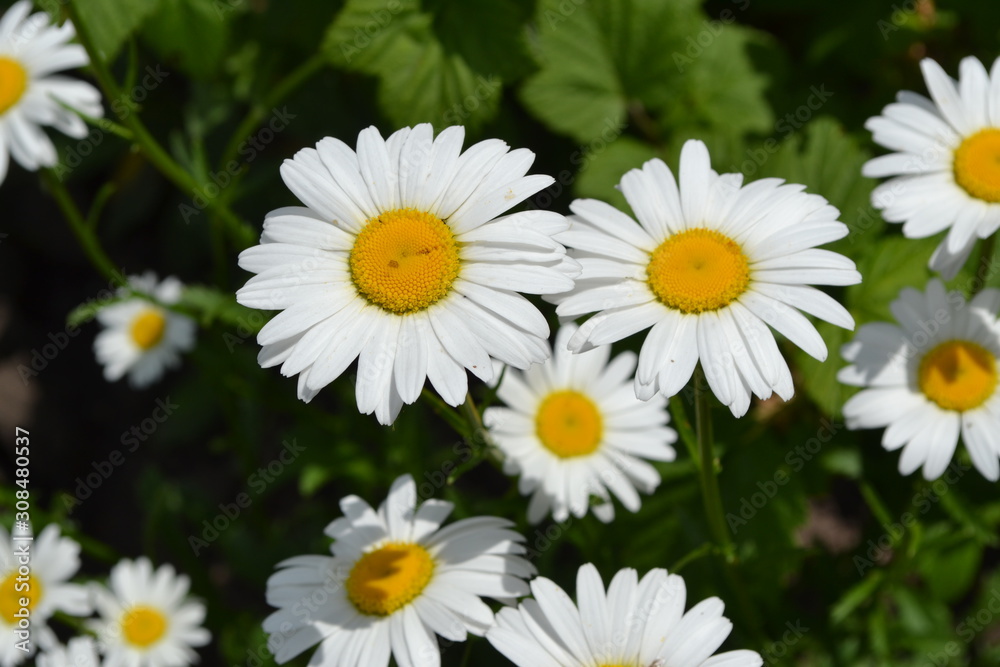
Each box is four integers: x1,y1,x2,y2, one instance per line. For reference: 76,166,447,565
236,124,579,425
839,279,1000,480
94,272,196,388
88,557,210,667
0,1,102,184
550,139,860,416
486,563,762,667
0,524,91,667
864,56,1000,278
37,637,101,667
263,474,535,667
483,323,677,524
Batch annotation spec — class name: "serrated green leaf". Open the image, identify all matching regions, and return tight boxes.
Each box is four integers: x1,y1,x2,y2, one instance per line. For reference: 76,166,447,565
847,235,937,324
73,0,161,64
141,0,229,79
323,0,503,130
424,0,534,80
573,136,658,210
521,0,771,143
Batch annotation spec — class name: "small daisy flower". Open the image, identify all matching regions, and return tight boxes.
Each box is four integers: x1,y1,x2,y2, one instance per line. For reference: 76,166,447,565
263,474,535,667
38,637,102,667
94,272,196,388
0,0,102,184
550,139,860,417
0,524,91,667
88,557,210,667
864,56,1000,278
486,563,762,667
483,323,677,524
236,124,579,425
839,279,1000,480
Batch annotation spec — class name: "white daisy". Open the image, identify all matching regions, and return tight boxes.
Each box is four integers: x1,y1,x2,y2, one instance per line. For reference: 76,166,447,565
486,562,762,667
38,637,102,667
94,272,196,388
549,139,860,417
0,0,102,184
88,557,210,667
863,56,1000,279
839,279,1000,481
483,323,677,524
236,123,579,425
0,524,91,667
263,474,535,667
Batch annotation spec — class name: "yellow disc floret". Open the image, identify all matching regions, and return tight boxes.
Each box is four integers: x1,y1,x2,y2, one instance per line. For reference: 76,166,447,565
0,57,28,116
647,228,751,314
954,129,1000,203
535,390,603,458
130,309,167,350
349,208,460,314
121,605,168,648
918,340,998,412
0,572,42,624
346,542,435,616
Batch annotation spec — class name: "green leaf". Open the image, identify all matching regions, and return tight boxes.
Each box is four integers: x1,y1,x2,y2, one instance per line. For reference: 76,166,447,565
72,0,161,64
918,540,983,603
323,0,505,130
141,0,229,79
178,285,263,331
573,136,658,210
521,0,772,143
831,570,884,624
424,0,534,80
847,235,937,324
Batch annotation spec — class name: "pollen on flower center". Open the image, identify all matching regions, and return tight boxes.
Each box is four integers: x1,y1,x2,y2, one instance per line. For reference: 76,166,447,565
121,605,168,648
953,129,1000,203
0,57,28,115
130,310,167,350
346,542,435,616
918,339,998,411
646,228,751,314
535,390,603,458
349,208,461,314
0,572,42,624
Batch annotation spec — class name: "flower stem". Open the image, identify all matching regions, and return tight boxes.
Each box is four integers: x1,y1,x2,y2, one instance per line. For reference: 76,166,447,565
41,169,121,284
694,366,733,557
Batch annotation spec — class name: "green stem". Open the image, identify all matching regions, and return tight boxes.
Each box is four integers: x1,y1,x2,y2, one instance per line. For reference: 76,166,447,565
66,0,250,242
694,366,733,555
218,54,326,172
669,541,716,573
41,170,122,284
970,234,996,296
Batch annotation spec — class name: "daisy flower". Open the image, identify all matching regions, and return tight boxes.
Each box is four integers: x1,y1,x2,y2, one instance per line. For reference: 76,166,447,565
236,124,579,425
549,139,860,417
94,272,196,388
263,474,535,667
88,557,210,667
863,56,1000,279
839,279,1000,480
483,323,677,524
0,524,91,667
0,0,102,184
486,562,762,667
38,637,102,667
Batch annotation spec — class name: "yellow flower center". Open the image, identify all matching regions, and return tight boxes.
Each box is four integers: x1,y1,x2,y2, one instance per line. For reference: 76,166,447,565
918,340,998,412
0,57,28,115
953,129,1000,203
647,228,750,314
535,390,603,458
349,208,461,314
121,605,168,648
0,572,42,624
130,310,167,350
346,542,435,616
